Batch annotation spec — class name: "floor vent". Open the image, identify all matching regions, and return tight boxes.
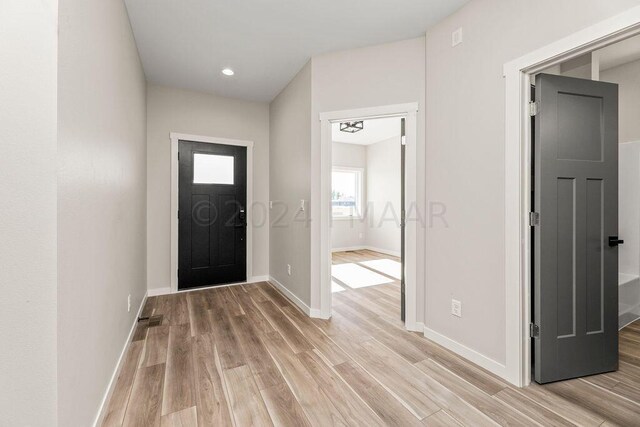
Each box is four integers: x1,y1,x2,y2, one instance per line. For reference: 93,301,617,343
148,315,163,327
132,315,164,342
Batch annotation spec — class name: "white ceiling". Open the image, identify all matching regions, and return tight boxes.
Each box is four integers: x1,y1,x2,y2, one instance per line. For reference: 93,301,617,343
599,34,640,71
332,117,401,145
123,0,469,102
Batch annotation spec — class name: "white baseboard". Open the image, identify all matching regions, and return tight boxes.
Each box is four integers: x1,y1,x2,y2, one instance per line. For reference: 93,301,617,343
93,292,147,427
147,286,171,297
406,320,424,333
146,276,271,297
268,276,312,316
331,245,401,258
332,246,366,253
423,326,508,380
310,308,331,319
364,246,401,258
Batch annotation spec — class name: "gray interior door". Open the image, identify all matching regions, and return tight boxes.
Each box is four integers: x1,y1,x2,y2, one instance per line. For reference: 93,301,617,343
533,73,619,384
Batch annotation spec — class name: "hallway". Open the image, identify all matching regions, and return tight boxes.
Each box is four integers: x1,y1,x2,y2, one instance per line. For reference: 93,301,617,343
8,2,640,425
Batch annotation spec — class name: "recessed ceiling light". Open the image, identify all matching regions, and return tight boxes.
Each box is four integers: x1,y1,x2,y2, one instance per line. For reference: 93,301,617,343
222,68,235,76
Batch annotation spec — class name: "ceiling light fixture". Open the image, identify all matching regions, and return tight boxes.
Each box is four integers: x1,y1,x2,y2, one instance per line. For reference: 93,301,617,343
221,68,235,76
339,121,364,133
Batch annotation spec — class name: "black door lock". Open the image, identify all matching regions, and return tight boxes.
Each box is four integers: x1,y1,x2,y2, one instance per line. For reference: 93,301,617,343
609,236,624,247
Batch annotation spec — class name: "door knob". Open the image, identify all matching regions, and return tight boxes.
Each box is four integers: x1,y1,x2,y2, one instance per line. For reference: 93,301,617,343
609,236,624,247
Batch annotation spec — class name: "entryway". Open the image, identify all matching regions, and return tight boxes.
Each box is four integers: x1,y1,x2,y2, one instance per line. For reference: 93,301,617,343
170,133,255,293
177,140,247,289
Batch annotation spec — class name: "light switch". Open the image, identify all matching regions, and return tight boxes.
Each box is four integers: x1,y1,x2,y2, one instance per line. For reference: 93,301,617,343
451,299,462,317
452,28,463,47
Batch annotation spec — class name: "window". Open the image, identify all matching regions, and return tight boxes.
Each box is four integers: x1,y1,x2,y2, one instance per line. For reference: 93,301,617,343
332,168,363,219
193,153,234,184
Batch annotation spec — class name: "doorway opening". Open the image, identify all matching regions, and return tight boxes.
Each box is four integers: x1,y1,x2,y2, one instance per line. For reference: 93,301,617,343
530,35,640,384
330,116,405,324
503,8,640,386
317,103,419,330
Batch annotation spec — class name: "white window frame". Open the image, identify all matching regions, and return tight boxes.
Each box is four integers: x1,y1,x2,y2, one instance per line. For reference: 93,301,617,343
331,166,364,220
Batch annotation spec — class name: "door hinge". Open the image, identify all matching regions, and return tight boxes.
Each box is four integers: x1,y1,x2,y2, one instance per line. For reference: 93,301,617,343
529,211,540,226
177,152,180,161
530,323,540,338
529,101,538,117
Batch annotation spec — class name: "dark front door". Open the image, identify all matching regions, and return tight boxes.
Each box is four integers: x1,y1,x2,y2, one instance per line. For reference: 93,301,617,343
533,74,619,383
178,140,247,289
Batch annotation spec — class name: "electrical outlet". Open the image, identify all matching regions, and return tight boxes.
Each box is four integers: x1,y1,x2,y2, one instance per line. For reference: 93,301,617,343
127,294,131,313
451,299,462,317
452,27,463,47
287,264,292,276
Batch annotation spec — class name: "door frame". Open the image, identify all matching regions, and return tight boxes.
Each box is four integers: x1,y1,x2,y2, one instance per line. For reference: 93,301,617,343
170,132,254,293
317,103,419,331
503,6,640,387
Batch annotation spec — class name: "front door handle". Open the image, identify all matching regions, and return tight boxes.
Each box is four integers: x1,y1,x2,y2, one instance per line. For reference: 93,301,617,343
609,236,624,247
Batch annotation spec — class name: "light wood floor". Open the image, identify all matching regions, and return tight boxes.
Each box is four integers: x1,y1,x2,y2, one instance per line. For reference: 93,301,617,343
102,251,640,426
331,250,402,314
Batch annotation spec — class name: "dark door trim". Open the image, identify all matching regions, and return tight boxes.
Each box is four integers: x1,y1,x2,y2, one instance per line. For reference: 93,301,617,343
400,117,406,322
170,133,254,293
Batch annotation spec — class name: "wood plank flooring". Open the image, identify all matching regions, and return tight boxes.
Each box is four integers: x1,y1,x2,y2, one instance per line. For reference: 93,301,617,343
103,250,640,426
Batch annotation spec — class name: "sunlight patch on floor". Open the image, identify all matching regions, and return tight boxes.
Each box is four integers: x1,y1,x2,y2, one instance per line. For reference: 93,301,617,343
360,259,401,280
331,263,394,288
332,280,346,293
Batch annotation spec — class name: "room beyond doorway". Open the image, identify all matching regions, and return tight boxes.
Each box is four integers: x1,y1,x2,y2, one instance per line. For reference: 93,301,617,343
330,115,405,322
317,103,418,329
332,250,403,323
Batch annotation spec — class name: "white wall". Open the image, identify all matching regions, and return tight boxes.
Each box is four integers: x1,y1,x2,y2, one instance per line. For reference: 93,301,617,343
331,142,367,250
424,0,640,368
601,59,640,143
619,143,640,277
0,1,58,425
57,0,147,425
270,62,313,304
146,84,270,291
366,137,402,255
602,59,640,278
561,53,593,79
311,37,426,317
